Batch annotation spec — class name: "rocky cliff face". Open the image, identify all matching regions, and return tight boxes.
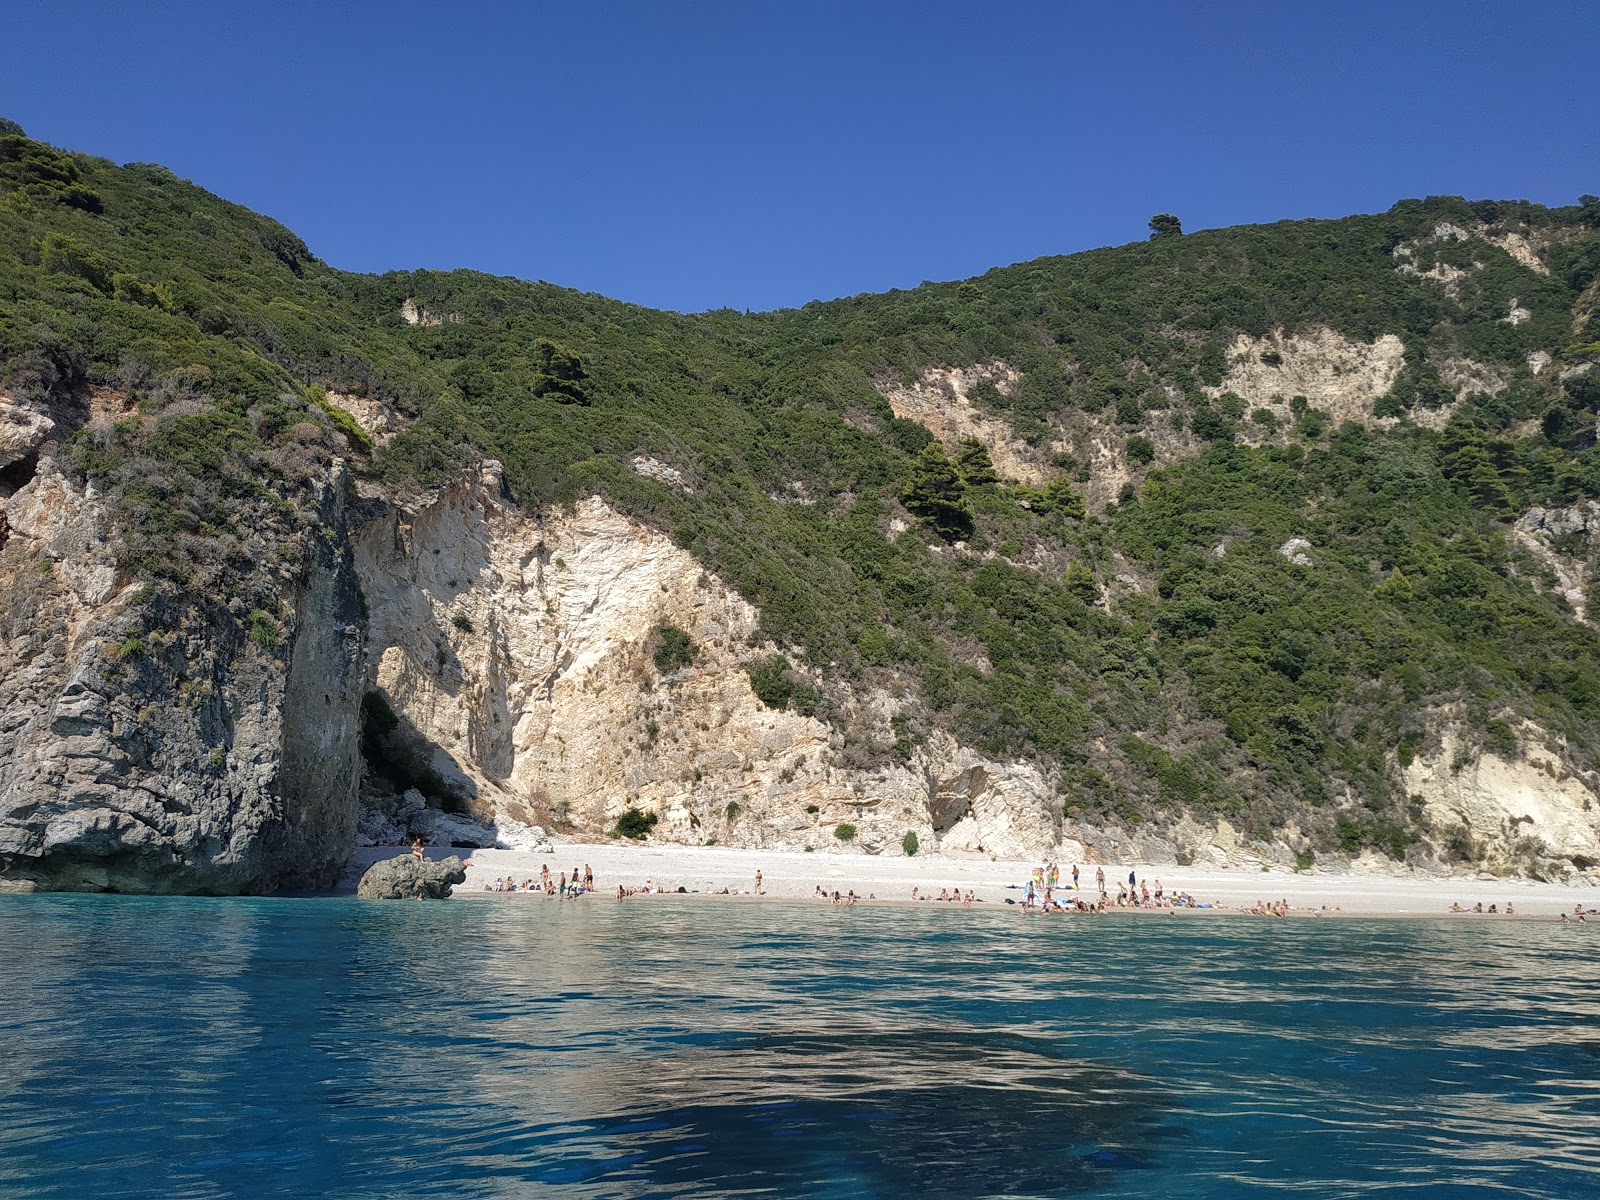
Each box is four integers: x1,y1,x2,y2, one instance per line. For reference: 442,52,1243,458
351,463,1063,860
0,391,367,892
5,413,1599,890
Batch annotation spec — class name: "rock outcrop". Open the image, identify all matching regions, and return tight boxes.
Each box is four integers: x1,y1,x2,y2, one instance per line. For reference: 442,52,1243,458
1404,725,1600,878
0,394,367,892
1208,327,1409,425
351,462,1064,861
877,363,1056,485
357,853,466,899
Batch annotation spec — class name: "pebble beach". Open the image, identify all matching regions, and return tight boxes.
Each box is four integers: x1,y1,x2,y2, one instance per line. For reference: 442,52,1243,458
351,842,1600,919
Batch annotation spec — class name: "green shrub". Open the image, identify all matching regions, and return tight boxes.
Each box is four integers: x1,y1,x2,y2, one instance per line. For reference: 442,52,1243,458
40,232,112,292
314,393,374,452
1125,435,1156,464
653,624,697,672
834,823,856,841
246,609,278,650
112,272,170,311
613,807,659,840
747,655,822,715
901,830,918,856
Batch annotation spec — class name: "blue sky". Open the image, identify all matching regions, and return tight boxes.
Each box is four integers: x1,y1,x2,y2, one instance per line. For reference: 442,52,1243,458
4,0,1596,312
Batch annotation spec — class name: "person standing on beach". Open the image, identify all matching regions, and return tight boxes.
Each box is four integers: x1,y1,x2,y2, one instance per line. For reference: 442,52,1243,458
1072,864,1079,891
755,870,763,895
1096,867,1104,892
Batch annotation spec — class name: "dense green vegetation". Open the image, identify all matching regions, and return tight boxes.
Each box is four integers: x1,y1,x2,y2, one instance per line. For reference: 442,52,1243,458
2,120,1599,861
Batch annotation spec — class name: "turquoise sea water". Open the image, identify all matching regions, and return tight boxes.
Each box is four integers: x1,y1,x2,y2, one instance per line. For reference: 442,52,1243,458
1,896,1597,1199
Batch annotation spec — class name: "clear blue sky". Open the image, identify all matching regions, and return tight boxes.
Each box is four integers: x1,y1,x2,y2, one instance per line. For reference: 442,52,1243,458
4,0,1596,313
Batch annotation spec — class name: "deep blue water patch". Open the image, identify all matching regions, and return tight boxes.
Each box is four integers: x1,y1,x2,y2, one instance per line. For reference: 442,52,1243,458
0,895,1597,1198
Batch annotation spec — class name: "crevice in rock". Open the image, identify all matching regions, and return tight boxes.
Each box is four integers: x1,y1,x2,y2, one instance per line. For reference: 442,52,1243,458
0,447,41,497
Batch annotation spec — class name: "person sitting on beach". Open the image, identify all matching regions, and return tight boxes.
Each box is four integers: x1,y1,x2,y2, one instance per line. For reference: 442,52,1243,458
938,888,950,901
411,837,425,861
1506,902,1514,915
1561,912,1571,923
910,887,918,901
1473,902,1484,913
1487,904,1498,914
1449,902,1464,912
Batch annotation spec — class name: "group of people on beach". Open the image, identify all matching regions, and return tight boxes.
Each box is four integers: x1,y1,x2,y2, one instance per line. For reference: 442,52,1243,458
1018,863,1211,914
910,887,978,905
482,863,593,897
813,886,865,905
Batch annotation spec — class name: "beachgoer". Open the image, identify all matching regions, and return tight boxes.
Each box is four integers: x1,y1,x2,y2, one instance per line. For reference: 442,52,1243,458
411,837,425,861
755,870,763,894
1072,865,1080,891
1128,869,1136,888
1096,867,1105,891
584,865,593,889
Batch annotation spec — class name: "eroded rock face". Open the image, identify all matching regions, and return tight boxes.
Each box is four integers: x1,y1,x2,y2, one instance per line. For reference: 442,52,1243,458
1208,328,1409,425
1404,726,1600,878
0,456,367,893
0,398,54,474
1512,502,1600,623
877,363,1055,485
351,463,1062,860
357,853,466,899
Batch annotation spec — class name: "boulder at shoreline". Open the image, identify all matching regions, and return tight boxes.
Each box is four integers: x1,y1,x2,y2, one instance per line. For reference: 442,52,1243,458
357,854,466,900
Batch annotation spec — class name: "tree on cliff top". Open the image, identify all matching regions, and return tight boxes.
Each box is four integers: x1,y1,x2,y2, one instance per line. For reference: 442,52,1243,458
1148,213,1182,238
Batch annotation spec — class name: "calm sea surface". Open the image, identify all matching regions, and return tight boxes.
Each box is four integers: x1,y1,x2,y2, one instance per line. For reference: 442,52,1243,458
1,895,1597,1199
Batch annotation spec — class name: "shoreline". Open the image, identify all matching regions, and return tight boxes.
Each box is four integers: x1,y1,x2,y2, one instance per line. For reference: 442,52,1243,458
350,841,1600,920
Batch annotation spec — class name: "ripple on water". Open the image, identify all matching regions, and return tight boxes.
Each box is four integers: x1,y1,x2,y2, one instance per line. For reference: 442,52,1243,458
0,896,1598,1200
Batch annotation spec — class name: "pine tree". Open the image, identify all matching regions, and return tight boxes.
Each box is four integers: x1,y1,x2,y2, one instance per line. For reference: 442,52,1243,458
953,436,999,489
1063,561,1099,603
903,443,971,540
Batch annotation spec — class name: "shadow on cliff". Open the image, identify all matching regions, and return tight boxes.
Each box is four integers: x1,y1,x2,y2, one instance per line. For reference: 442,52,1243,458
359,688,480,816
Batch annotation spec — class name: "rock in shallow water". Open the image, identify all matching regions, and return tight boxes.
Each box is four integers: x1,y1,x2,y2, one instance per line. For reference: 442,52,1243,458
356,854,466,900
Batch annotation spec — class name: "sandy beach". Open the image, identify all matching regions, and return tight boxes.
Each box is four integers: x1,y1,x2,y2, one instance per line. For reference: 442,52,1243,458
349,841,1600,919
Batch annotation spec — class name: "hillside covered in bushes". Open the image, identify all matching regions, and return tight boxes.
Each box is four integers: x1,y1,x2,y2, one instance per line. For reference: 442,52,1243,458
3,116,1600,867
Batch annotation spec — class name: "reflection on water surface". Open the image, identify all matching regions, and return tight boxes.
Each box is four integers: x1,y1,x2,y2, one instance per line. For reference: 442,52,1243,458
0,896,1597,1200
